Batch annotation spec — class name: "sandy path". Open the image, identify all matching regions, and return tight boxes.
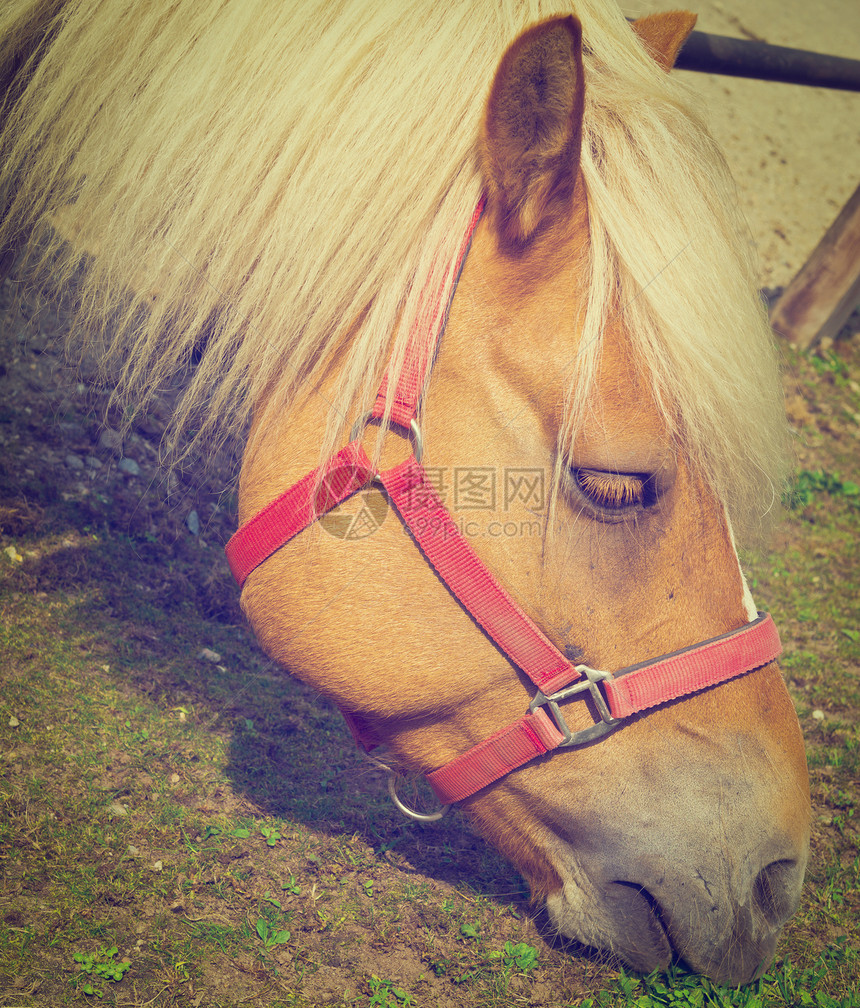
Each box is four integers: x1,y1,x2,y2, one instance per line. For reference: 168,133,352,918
626,0,860,289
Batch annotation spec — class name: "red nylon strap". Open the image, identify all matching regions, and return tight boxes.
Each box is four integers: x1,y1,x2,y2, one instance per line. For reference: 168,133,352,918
371,196,486,428
602,610,781,719
225,441,373,588
379,457,578,695
425,612,781,805
427,709,565,804
224,193,784,810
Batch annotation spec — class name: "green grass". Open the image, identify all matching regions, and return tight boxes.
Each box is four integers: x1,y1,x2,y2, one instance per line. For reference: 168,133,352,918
578,947,859,1007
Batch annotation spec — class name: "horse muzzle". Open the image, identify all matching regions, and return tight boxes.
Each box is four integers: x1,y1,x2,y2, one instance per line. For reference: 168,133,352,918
540,743,809,985
547,846,805,984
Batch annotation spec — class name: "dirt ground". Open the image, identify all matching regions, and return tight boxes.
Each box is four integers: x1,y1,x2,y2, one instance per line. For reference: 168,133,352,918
628,0,860,290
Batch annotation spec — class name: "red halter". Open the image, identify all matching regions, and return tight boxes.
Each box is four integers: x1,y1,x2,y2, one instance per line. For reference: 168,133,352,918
226,198,781,813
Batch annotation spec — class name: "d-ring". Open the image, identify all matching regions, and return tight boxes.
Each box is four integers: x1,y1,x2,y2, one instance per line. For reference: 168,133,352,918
387,771,450,823
349,412,424,465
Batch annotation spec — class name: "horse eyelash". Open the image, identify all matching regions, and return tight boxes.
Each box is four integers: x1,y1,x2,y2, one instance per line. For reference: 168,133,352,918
573,468,647,509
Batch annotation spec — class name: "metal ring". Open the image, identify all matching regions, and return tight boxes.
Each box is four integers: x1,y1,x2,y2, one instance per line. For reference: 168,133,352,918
386,772,450,823
349,411,424,465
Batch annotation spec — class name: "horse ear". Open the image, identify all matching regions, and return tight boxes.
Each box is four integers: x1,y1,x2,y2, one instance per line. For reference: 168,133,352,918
480,16,584,248
631,11,697,71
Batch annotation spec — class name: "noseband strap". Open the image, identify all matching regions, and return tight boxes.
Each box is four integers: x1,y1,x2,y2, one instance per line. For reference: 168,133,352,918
225,197,782,809
424,611,780,804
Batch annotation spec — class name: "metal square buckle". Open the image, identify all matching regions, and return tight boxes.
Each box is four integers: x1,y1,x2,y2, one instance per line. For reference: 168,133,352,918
530,665,622,747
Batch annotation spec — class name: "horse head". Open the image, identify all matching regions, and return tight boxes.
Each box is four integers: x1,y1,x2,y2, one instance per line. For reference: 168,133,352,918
235,11,810,988
237,7,810,983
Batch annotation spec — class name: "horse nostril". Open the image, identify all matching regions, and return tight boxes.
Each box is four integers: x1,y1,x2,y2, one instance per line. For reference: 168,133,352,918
604,880,673,971
753,860,801,927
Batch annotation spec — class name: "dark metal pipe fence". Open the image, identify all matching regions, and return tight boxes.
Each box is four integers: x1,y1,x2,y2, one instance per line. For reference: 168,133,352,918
676,29,860,91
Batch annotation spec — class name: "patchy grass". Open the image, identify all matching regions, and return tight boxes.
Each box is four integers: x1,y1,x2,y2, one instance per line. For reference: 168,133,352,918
1,281,858,1005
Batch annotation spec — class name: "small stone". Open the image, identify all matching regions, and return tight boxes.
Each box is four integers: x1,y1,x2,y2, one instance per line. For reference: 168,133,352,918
8,716,19,728
128,845,140,856
109,801,129,817
170,773,180,784
812,709,825,721
98,427,123,451
186,510,200,535
65,453,84,470
85,455,103,469
118,457,140,476
197,648,221,663
151,860,163,872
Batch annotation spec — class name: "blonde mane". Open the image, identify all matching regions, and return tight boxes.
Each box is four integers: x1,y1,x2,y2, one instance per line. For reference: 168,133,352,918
0,0,786,538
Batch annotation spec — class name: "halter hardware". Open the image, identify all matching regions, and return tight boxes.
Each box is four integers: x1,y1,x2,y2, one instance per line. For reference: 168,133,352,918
387,772,450,823
530,666,622,748
349,411,424,465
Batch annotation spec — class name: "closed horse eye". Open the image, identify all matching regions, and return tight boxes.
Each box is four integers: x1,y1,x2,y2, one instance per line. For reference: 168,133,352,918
570,467,656,514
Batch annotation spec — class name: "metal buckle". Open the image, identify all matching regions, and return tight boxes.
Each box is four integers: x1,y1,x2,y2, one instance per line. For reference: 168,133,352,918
349,411,424,465
529,665,622,747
